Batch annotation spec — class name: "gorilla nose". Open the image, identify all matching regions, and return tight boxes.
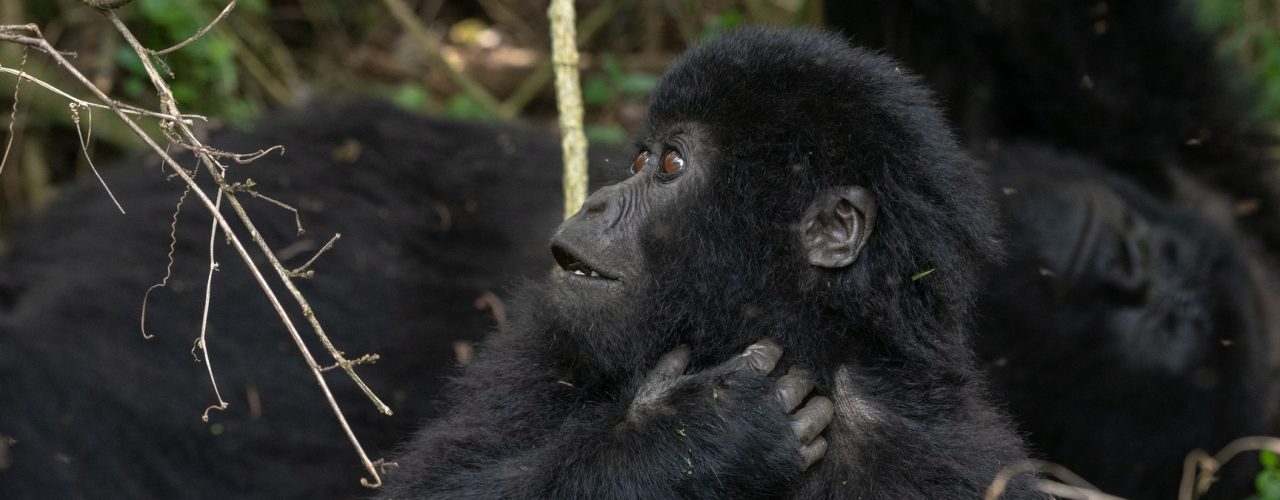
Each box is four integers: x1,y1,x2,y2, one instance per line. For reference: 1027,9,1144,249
581,186,625,228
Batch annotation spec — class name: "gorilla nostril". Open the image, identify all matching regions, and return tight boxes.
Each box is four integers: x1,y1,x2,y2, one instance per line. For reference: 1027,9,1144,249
581,189,625,227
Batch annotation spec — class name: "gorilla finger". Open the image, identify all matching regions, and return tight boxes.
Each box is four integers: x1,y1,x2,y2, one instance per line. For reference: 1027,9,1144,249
791,396,834,444
774,368,815,412
736,338,783,375
799,436,828,471
644,344,692,385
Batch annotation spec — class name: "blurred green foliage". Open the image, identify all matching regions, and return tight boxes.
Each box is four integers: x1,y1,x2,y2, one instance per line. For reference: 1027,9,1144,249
1197,0,1280,121
121,0,268,125
1254,449,1280,500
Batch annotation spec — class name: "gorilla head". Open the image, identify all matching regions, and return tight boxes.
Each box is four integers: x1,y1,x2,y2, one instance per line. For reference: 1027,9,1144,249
384,28,1032,499
546,28,1001,385
980,146,1279,498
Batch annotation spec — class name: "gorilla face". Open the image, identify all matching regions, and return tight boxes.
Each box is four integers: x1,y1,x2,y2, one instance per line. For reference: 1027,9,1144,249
1016,174,1243,374
549,128,707,304
978,145,1277,500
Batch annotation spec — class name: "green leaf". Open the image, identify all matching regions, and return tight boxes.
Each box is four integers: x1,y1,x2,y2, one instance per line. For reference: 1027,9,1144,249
910,268,935,281
1263,450,1279,469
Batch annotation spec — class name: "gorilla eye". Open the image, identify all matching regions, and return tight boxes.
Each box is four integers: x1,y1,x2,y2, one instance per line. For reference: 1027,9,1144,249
660,150,686,177
631,151,650,175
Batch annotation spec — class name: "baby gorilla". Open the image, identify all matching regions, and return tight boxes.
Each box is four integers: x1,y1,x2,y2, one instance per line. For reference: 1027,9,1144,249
383,28,1034,498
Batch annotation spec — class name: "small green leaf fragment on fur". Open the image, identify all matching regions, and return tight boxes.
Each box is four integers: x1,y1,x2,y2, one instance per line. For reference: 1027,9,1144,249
911,268,936,281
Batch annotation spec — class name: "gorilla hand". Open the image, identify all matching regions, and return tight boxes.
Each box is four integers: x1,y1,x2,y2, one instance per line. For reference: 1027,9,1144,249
630,340,834,477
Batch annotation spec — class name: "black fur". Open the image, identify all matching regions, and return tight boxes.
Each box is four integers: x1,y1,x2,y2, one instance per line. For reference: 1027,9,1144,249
981,146,1278,499
382,27,1035,499
828,1,1280,498
0,102,623,498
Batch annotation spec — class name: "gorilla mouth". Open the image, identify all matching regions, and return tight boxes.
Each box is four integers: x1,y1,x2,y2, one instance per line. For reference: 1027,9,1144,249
551,243,618,280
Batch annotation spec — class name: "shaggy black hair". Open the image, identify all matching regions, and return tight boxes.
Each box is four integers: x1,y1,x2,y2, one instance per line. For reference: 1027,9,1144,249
382,27,1034,499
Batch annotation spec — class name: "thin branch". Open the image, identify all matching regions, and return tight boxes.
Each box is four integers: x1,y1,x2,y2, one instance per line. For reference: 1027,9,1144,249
0,22,384,488
0,67,206,123
226,179,305,236
153,0,236,56
548,0,589,218
103,10,389,486
0,24,77,57
196,186,229,423
68,103,126,213
320,353,380,372
289,232,341,278
140,172,192,339
0,45,28,176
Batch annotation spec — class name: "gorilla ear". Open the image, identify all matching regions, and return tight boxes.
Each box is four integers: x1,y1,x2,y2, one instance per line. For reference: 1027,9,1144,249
800,186,877,268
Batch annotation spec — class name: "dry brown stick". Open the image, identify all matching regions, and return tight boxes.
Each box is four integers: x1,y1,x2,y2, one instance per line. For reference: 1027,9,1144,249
548,0,588,218
101,10,390,486
382,0,507,118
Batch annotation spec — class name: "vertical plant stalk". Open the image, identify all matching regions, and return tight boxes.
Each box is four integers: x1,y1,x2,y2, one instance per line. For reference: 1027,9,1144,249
548,0,588,219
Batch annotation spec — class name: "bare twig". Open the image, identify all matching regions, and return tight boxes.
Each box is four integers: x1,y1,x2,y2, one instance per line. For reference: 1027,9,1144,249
103,9,390,485
289,232,341,278
321,353,380,372
985,458,1121,500
153,0,236,56
68,103,126,213
196,186,229,423
0,67,206,123
0,24,77,57
548,0,589,218
140,174,193,339
226,178,305,236
0,21,387,488
0,44,28,176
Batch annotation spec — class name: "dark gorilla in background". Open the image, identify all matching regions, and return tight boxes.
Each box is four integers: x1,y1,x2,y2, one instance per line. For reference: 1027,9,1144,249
983,146,1276,499
828,0,1280,498
0,102,625,498
381,28,1035,499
